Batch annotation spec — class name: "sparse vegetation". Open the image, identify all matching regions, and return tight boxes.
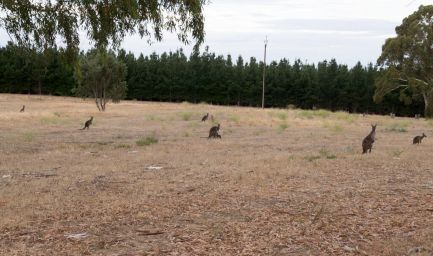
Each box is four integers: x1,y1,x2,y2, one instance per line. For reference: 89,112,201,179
2,94,433,256
319,149,337,159
115,143,131,149
297,109,331,119
229,115,240,123
304,154,321,162
22,132,35,141
385,121,410,133
136,136,158,146
335,111,357,123
278,122,289,131
179,112,193,121
323,121,343,132
390,149,404,158
269,111,288,120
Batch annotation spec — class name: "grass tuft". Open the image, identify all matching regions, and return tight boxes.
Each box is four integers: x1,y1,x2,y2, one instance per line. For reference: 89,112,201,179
115,144,131,149
22,132,35,141
136,136,158,146
229,115,240,123
278,122,289,131
323,121,343,132
297,109,331,119
179,112,193,121
385,121,410,133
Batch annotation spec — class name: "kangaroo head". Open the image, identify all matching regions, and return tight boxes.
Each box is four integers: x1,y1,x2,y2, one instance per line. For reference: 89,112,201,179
371,124,377,131
90,116,94,120
423,133,427,138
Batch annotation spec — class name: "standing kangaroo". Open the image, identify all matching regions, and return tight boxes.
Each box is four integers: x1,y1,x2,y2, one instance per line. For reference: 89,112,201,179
201,113,209,122
19,105,25,112
413,133,426,144
208,123,221,139
81,117,93,130
362,124,377,154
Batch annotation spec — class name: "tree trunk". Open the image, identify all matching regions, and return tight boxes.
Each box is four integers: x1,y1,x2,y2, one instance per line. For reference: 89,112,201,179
95,98,102,111
424,97,433,118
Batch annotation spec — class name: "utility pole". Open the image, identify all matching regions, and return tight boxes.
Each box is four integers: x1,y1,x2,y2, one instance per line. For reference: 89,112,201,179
262,36,268,109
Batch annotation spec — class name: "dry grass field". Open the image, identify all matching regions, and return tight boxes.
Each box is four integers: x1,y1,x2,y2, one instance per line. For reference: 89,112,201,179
1,94,433,255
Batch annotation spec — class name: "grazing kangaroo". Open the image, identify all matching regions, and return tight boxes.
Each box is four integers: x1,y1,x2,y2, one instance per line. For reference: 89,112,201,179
81,117,93,130
19,105,25,112
208,123,221,139
362,124,377,154
201,113,209,122
413,133,426,144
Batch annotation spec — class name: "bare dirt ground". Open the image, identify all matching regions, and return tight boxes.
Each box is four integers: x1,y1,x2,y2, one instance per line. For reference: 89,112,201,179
1,94,433,255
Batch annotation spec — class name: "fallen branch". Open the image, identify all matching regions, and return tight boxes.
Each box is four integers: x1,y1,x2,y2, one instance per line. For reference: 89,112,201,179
135,230,164,236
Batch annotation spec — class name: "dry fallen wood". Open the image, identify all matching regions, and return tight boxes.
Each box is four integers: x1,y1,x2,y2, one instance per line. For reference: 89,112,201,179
135,230,164,236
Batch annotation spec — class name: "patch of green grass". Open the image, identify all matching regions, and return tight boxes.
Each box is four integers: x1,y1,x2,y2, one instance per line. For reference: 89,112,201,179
229,115,240,123
278,122,289,131
319,149,337,159
183,132,190,137
146,115,156,121
269,111,288,120
304,149,337,162
335,111,357,123
304,155,321,162
97,141,112,146
297,109,331,119
53,112,61,117
390,149,404,158
115,143,131,149
385,121,410,133
343,146,355,154
136,136,158,146
179,112,193,121
22,132,35,141
253,129,265,136
288,155,295,161
40,116,62,125
146,115,164,121
323,121,344,132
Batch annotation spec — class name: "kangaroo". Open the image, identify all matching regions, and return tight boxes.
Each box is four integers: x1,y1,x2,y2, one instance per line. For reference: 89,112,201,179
208,123,221,139
413,133,426,144
81,117,93,130
390,112,395,118
201,113,209,122
19,105,25,112
362,124,377,154
415,114,421,119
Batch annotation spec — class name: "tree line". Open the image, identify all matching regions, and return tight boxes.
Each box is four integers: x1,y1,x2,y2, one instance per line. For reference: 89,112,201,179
0,42,424,116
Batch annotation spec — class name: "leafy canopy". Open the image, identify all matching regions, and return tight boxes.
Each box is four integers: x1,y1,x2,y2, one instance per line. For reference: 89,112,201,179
374,5,433,117
74,49,127,111
0,0,207,55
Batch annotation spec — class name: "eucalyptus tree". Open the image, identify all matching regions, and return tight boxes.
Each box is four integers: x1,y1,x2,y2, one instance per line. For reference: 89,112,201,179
374,5,433,117
0,0,208,57
74,49,127,111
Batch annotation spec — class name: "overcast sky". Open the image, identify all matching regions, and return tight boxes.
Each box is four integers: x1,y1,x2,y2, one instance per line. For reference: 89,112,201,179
1,0,432,65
